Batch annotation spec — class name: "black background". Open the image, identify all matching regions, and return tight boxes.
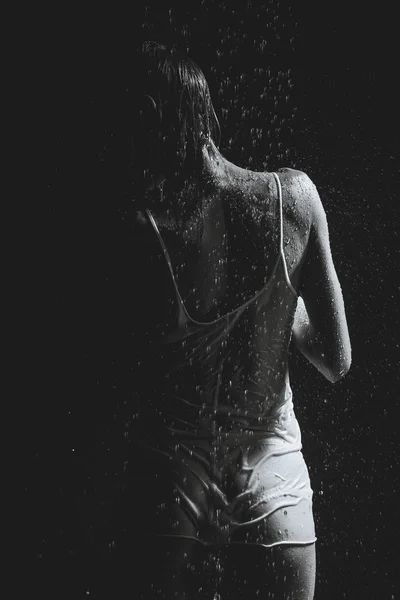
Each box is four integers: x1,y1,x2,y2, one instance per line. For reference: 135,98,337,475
25,1,398,598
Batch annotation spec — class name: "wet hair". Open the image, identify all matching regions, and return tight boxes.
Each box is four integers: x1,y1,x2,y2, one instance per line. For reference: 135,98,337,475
131,41,221,182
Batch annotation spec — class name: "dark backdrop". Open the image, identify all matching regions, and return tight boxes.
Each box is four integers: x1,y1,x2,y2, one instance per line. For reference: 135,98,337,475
25,2,399,598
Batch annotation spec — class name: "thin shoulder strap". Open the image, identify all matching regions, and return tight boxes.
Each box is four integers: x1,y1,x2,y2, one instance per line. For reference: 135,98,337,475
145,209,170,265
144,208,189,325
272,172,298,297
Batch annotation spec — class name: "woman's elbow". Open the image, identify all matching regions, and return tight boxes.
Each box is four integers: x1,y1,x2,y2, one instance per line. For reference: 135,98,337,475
295,331,352,383
326,351,352,384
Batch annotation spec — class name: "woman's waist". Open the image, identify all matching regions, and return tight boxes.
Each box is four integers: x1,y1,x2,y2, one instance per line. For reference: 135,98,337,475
131,386,300,446
130,411,302,475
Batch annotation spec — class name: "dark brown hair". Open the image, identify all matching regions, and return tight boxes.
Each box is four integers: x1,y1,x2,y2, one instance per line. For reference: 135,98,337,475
131,41,220,182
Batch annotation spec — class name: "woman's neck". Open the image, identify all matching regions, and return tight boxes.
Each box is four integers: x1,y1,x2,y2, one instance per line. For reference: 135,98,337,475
142,140,229,217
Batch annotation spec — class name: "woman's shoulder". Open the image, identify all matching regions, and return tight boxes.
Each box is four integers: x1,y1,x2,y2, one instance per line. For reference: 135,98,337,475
275,167,313,190
275,167,318,200
275,167,321,223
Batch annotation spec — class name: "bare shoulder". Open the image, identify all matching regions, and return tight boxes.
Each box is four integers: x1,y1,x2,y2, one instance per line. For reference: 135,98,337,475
277,167,318,207
276,167,324,227
132,208,157,245
135,209,148,226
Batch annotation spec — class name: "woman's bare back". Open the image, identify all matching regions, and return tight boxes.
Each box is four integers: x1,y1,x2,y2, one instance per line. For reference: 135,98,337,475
134,164,311,323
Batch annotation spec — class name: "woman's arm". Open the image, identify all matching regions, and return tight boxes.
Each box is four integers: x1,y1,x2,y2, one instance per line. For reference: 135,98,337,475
292,296,350,382
292,174,352,383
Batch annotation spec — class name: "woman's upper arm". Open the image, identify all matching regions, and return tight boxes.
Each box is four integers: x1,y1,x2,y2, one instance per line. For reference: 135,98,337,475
298,174,352,380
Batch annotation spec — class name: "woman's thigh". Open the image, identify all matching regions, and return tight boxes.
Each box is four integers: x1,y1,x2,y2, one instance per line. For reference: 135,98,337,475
219,542,316,600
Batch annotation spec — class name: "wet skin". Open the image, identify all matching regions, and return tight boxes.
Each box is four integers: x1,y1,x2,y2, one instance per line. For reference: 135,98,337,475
134,142,350,382
124,142,350,599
